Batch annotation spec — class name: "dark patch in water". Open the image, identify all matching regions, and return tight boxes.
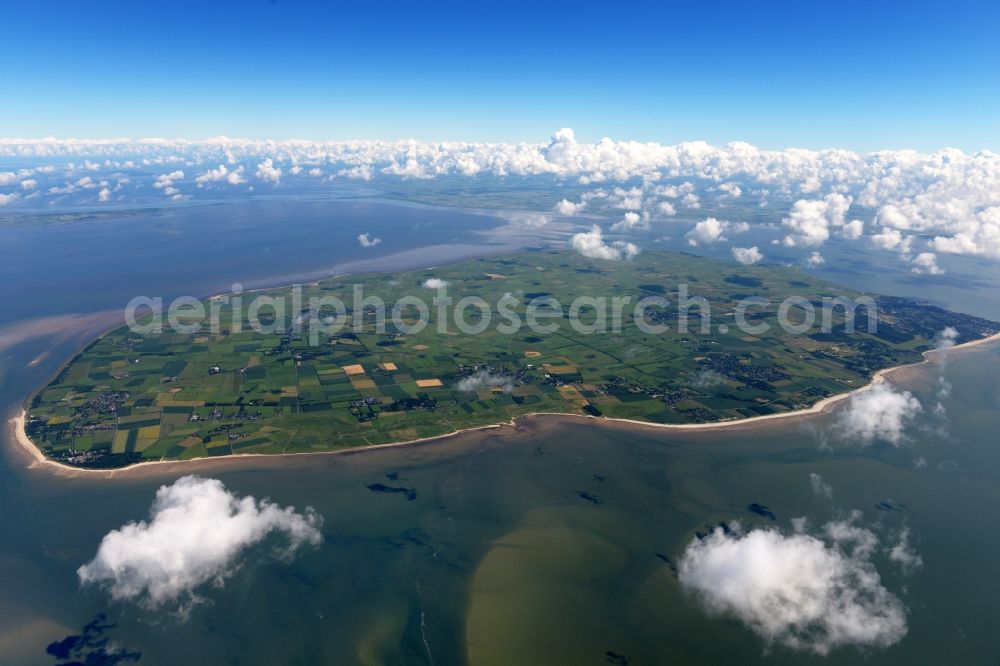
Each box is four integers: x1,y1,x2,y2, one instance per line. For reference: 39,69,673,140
578,490,604,505
385,471,399,481
695,521,736,540
875,499,904,512
46,614,141,665
605,650,630,665
367,483,417,501
593,474,605,483
747,503,776,520
655,552,679,577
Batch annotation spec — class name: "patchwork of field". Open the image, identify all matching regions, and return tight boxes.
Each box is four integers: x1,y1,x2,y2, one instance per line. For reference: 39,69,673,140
24,250,999,467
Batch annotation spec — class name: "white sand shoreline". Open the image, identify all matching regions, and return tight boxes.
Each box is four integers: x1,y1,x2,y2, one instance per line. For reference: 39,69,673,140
10,330,1000,479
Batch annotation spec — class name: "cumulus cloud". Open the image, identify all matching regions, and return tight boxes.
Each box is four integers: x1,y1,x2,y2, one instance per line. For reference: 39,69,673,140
718,181,742,198
255,158,281,183
690,369,725,389
456,370,514,393
422,278,449,289
686,217,748,246
504,211,550,227
554,198,586,216
731,246,763,265
4,130,1000,265
910,252,943,275
152,170,183,197
782,193,852,247
77,476,321,612
195,164,246,186
657,201,677,216
835,382,922,445
810,472,834,499
20,178,37,190
571,225,640,260
357,233,382,247
0,192,21,206
871,227,912,254
888,527,923,575
611,210,648,232
805,251,826,268
678,518,907,655
935,326,959,352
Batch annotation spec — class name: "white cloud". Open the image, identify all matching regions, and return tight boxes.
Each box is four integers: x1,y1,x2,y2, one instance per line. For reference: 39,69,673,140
195,164,246,186
686,217,748,246
718,182,742,197
690,369,724,389
731,246,763,265
910,252,943,275
782,193,852,247
681,192,701,208
255,158,282,183
98,187,111,202
77,476,321,612
152,170,183,197
871,227,913,255
504,211,550,227
554,198,586,216
835,382,922,445
809,472,833,499
611,210,648,231
422,278,449,289
678,518,907,655
0,192,21,206
357,233,381,247
571,225,640,260
3,131,1000,265
456,370,514,393
935,326,959,352
805,251,826,268
888,527,923,575
841,219,865,240
20,178,37,190
338,165,373,180
657,201,677,216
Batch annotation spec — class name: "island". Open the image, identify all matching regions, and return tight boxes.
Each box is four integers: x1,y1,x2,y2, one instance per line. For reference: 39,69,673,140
23,250,1000,468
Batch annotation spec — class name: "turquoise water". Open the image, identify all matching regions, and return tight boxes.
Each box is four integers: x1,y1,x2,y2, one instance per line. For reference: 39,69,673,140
3,201,1000,664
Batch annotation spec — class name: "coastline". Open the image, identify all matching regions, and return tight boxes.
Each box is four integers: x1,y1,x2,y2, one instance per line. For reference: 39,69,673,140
12,329,1000,479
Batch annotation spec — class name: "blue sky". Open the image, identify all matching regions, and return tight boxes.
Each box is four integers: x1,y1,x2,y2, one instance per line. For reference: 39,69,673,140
4,0,999,151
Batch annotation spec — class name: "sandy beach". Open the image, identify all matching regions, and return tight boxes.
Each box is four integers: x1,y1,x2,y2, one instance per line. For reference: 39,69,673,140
10,330,1000,479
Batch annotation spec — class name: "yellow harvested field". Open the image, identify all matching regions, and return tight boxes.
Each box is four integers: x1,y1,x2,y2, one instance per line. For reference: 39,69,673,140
112,430,129,453
138,425,161,439
379,362,398,371
523,351,542,358
351,378,376,389
415,378,444,388
342,364,365,375
484,273,506,279
544,363,578,375
413,344,429,351
156,398,205,407
135,438,157,452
